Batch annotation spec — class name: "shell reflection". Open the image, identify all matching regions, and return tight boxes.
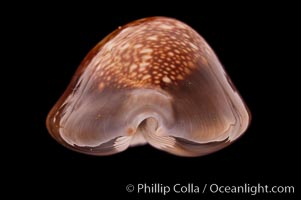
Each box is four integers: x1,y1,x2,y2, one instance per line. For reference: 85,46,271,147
46,17,250,157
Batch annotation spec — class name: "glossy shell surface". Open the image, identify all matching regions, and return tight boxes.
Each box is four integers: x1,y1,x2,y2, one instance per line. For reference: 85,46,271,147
47,17,250,156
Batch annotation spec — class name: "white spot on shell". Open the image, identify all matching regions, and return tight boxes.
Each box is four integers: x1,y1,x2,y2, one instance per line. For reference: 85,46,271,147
167,52,174,56
139,62,149,69
129,64,138,72
142,74,151,80
98,82,105,91
174,21,188,29
147,35,158,41
162,76,171,83
159,24,173,30
105,41,115,51
140,48,153,54
141,55,152,61
189,42,198,50
134,44,143,49
183,33,190,38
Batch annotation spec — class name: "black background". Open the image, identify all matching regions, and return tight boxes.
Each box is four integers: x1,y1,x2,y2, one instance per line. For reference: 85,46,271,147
9,2,298,199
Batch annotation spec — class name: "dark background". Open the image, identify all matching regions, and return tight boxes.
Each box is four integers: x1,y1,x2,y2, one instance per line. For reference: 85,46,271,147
9,2,298,199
